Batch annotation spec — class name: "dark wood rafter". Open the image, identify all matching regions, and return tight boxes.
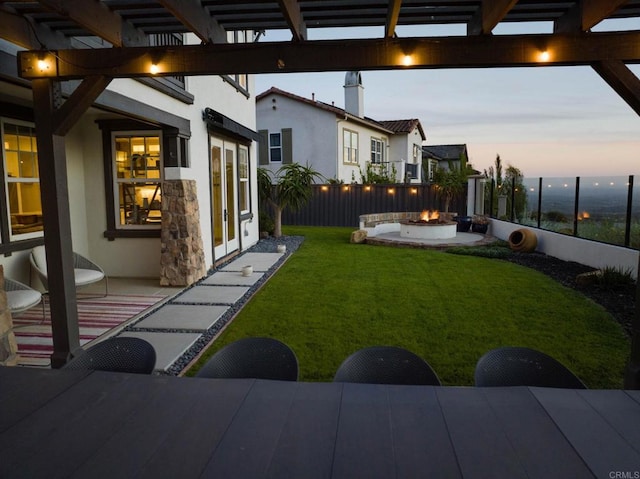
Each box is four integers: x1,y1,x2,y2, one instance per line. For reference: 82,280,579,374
277,0,307,42
34,0,148,47
0,7,71,50
18,31,640,80
31,79,82,368
592,60,640,115
554,0,631,33
467,0,518,35
53,75,112,136
157,0,227,44
385,0,403,38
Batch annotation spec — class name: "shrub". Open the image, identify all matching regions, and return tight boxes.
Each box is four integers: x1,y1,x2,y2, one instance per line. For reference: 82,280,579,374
445,245,512,259
595,266,636,290
259,210,275,235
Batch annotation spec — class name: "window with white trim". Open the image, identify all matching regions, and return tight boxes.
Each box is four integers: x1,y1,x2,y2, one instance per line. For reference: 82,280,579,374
371,137,385,164
1,119,43,240
113,132,162,228
343,129,359,164
225,30,249,93
269,133,282,162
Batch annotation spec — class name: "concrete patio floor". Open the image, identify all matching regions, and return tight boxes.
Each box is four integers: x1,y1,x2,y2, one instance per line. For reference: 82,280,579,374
79,251,287,374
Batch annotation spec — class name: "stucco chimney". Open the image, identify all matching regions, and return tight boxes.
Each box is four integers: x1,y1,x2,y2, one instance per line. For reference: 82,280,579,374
344,71,364,118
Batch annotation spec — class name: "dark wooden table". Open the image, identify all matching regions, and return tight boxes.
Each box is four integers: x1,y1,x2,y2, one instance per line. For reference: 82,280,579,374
1,366,639,478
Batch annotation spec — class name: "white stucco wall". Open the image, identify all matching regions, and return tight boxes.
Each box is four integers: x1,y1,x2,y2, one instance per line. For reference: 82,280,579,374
84,75,259,276
0,71,259,280
256,93,337,181
490,219,639,278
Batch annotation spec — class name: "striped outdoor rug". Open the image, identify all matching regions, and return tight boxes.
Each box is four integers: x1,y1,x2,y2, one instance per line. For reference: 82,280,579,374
12,293,166,367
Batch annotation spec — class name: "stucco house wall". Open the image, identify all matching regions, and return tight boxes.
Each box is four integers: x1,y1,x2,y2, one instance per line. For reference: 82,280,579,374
0,35,260,283
256,92,338,181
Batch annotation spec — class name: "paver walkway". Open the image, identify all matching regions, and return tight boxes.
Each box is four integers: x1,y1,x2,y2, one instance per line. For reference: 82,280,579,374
117,251,287,374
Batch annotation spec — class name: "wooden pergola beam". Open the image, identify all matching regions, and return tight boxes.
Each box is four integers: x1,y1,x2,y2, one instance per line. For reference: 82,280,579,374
18,31,640,80
53,75,112,136
35,0,147,46
555,0,630,33
0,7,71,50
385,0,403,38
277,0,307,42
157,0,227,44
467,0,518,36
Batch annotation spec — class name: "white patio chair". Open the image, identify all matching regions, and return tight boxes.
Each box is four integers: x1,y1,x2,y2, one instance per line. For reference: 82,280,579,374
29,246,108,297
5,277,46,321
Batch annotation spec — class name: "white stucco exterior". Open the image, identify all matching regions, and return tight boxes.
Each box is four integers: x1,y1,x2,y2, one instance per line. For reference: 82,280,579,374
0,36,260,284
256,73,426,184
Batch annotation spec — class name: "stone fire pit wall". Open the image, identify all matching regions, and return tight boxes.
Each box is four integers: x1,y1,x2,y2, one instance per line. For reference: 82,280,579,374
359,211,455,237
160,180,207,286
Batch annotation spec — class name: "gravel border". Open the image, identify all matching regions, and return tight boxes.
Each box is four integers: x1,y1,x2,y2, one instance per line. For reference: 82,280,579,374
122,235,305,376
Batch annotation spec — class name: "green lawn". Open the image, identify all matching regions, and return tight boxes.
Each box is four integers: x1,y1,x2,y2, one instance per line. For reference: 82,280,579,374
188,226,630,388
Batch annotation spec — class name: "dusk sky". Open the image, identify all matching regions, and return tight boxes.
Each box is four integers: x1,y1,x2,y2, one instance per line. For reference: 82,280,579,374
255,19,640,179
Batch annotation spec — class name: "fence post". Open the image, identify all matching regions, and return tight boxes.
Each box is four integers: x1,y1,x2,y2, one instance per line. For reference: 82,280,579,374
573,176,580,236
625,175,634,247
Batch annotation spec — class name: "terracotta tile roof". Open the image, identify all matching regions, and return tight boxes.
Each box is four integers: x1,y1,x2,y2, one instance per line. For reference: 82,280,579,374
378,119,426,140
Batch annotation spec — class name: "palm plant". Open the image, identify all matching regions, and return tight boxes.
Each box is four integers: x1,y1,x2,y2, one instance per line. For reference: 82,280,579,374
258,164,324,237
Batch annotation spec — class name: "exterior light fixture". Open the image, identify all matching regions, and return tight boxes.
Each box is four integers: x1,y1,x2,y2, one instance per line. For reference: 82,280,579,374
402,55,413,66
150,63,160,74
410,188,418,195
539,50,550,62
364,185,372,192
321,185,329,192
388,188,395,194
19,51,58,78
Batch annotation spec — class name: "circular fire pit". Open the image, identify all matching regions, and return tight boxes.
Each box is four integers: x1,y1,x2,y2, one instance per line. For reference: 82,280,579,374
399,220,458,240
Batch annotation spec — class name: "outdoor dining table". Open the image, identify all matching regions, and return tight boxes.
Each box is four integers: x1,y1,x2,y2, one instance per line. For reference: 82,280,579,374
0,366,639,478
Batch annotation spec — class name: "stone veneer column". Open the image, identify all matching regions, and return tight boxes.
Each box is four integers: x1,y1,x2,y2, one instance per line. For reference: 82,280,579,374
160,180,207,286
0,266,19,366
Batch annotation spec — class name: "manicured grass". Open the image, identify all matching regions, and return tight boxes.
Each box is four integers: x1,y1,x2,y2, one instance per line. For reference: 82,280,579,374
187,226,629,388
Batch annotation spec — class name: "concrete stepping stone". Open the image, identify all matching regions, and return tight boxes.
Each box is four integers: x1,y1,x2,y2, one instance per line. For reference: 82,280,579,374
119,331,200,372
171,285,249,305
221,252,283,272
202,271,264,286
134,304,229,331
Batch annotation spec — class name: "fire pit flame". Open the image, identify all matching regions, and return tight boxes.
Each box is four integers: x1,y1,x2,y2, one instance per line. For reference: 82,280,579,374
420,210,440,222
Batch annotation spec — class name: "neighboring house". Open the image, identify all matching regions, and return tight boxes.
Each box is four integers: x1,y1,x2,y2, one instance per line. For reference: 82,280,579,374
256,72,426,184
0,32,260,285
422,144,470,182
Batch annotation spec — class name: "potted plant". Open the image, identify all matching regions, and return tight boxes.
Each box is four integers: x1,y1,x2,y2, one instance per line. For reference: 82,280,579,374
471,215,490,234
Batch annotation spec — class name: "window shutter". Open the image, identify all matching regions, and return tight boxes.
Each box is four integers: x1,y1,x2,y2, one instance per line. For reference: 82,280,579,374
282,128,293,164
258,130,269,165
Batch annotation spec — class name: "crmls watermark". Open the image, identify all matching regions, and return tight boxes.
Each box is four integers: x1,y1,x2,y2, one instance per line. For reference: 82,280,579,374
609,472,640,479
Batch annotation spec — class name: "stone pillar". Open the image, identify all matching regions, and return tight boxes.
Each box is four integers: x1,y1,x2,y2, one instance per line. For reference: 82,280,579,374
0,266,19,366
160,180,207,286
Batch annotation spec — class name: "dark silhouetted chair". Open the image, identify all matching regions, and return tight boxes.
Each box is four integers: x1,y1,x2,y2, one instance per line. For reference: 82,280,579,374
333,346,441,385
63,337,156,374
474,346,587,389
196,337,299,381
